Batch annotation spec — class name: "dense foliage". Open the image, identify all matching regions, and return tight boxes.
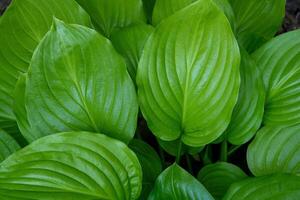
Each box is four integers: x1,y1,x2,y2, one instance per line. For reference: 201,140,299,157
0,0,299,199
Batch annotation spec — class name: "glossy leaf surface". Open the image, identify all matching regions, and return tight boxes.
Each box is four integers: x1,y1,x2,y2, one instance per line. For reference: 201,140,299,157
137,0,240,147
252,30,300,126
0,0,91,134
15,20,138,143
148,164,214,200
247,124,300,176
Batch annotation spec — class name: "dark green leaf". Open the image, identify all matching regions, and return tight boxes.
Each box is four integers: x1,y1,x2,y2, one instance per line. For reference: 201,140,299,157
142,0,156,23
0,129,20,162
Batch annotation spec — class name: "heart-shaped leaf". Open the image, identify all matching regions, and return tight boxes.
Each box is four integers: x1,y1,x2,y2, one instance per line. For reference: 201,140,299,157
75,0,146,37
14,19,138,143
0,0,91,135
252,30,300,126
0,129,20,162
247,124,300,176
225,49,265,145
111,24,154,82
0,132,142,200
137,0,240,147
148,163,214,200
197,162,247,199
229,0,286,52
223,174,300,200
129,139,162,199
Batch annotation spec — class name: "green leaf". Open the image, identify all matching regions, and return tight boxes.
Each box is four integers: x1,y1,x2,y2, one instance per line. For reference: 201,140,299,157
252,30,300,126
129,139,162,199
148,163,214,200
14,19,138,143
229,0,285,52
0,132,142,199
197,162,247,199
223,174,300,200
157,138,204,156
0,129,20,162
137,0,240,147
0,0,91,135
225,49,265,145
247,124,300,176
75,0,146,37
111,24,154,82
142,0,156,23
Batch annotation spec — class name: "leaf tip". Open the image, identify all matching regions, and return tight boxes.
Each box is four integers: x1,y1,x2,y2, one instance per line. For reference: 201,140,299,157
51,16,65,31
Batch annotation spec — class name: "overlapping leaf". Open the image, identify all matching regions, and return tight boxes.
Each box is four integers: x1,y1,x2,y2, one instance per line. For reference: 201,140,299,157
0,129,20,162
111,24,154,82
247,124,300,176
229,0,285,52
75,0,146,37
226,49,265,145
0,0,91,135
197,162,247,199
14,19,138,143
137,0,240,147
148,164,214,200
129,139,162,199
223,174,300,200
0,132,142,199
252,30,300,126
142,0,156,22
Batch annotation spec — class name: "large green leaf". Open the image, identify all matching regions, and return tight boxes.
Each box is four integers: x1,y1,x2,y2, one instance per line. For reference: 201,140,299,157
0,132,142,199
148,163,214,200
252,30,300,126
137,0,240,147
247,124,300,176
223,174,300,200
129,139,162,199
229,0,285,52
14,19,138,143
0,129,20,162
111,24,154,82
225,49,265,145
197,162,247,199
75,0,146,37
0,0,91,136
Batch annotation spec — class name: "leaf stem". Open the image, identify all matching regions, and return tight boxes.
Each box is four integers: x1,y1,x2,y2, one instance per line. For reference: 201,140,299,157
176,141,183,163
220,140,228,162
158,144,166,168
228,144,242,156
186,154,193,175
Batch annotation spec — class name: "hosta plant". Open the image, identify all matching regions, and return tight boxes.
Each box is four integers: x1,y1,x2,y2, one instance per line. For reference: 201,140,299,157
0,0,299,199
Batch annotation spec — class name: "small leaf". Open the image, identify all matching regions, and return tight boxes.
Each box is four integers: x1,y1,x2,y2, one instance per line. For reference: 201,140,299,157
252,30,300,126
0,132,142,199
75,0,146,37
247,124,300,176
226,49,265,145
229,0,286,52
0,129,20,162
111,24,154,82
137,0,240,147
148,163,214,200
15,19,138,143
0,0,91,135
129,139,162,199
197,162,247,199
223,174,300,200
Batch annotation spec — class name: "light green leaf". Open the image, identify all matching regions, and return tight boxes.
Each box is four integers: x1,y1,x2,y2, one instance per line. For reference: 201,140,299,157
229,0,285,52
226,49,265,145
0,0,91,135
14,19,138,143
148,163,214,200
247,124,300,176
252,30,300,126
129,139,162,199
197,162,247,199
0,129,20,162
157,138,204,156
75,0,146,37
137,0,240,147
0,132,142,199
111,24,154,82
223,174,300,200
